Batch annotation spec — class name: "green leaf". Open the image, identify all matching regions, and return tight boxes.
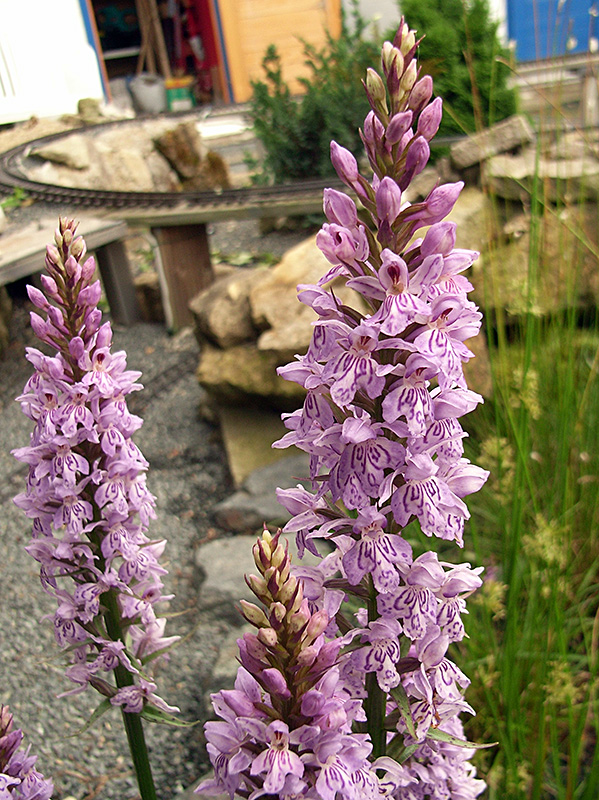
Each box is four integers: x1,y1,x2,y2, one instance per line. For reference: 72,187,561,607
426,727,498,749
398,743,420,763
66,698,113,736
389,684,417,739
140,705,199,728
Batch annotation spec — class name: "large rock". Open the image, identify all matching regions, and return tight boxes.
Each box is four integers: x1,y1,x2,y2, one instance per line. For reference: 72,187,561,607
249,236,368,357
31,133,91,169
450,115,535,170
190,265,266,348
446,186,495,252
485,150,599,202
471,203,599,318
196,342,305,410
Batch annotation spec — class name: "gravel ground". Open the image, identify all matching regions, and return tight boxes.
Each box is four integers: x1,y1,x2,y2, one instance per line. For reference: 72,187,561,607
0,203,311,800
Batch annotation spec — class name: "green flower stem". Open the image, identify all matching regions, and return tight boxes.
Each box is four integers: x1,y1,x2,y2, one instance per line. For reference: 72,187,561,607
365,577,386,758
104,589,158,800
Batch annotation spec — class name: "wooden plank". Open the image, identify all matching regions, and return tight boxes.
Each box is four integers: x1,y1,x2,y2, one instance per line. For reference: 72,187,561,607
115,195,326,227
0,217,129,284
151,224,214,331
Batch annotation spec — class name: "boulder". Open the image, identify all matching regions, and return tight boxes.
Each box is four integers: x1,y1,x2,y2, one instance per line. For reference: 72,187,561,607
31,133,91,170
485,150,599,202
471,203,599,318
446,186,495,252
249,236,368,357
190,265,266,349
196,342,305,410
450,115,535,170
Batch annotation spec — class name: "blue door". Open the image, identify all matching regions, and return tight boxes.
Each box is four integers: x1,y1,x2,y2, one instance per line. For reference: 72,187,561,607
507,0,597,61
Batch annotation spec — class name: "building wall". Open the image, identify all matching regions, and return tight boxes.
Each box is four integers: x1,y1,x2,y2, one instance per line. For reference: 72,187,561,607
215,0,342,104
0,0,105,124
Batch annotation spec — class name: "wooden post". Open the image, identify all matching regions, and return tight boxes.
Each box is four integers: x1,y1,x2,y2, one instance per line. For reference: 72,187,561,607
95,240,142,327
151,224,214,331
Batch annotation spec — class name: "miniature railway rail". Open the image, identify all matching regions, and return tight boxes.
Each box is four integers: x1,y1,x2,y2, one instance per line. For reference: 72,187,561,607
0,120,342,210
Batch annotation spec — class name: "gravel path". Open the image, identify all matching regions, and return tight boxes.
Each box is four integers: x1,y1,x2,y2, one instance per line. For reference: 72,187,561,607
0,207,310,800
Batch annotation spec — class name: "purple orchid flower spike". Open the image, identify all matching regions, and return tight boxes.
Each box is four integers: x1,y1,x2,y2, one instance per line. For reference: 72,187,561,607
0,706,53,800
202,16,491,799
12,218,180,800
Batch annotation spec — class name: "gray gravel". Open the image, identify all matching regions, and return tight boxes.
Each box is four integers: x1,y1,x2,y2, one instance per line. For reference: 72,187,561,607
0,210,311,800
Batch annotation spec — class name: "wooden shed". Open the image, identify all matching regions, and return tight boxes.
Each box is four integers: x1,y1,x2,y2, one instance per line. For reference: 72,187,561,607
212,0,342,103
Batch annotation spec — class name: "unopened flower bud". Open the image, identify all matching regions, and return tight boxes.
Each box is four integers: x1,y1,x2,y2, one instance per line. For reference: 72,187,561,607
70,236,86,260
262,668,291,699
399,135,430,191
46,244,60,267
257,627,278,647
270,540,287,569
386,110,413,145
394,22,416,56
323,188,358,228
418,96,443,140
365,67,388,114
269,601,287,626
421,221,457,257
240,599,270,627
40,274,59,296
376,176,402,224
330,141,359,184
409,75,434,115
381,41,404,78
27,285,49,311
81,255,96,282
400,60,418,93
278,574,298,606
246,573,271,603
304,609,329,643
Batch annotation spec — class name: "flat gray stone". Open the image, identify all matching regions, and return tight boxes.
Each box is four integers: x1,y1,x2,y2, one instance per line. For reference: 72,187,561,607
213,452,311,533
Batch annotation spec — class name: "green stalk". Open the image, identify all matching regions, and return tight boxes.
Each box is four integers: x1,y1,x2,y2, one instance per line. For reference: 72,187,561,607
103,589,158,800
364,577,386,758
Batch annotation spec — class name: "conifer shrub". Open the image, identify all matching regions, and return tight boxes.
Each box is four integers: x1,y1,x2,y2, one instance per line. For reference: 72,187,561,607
398,0,517,137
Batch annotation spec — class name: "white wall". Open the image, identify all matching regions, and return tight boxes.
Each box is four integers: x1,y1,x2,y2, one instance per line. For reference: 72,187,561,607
342,0,399,39
0,0,105,124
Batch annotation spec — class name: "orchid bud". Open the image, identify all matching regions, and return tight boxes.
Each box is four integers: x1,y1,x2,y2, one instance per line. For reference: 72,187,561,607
78,280,102,309
26,285,49,311
376,176,402,224
409,75,434,115
81,255,96,281
71,235,86,260
304,609,329,644
46,243,60,267
240,599,270,627
257,627,278,647
386,110,413,145
323,188,358,227
246,573,270,602
40,274,59,296
365,67,388,114
399,135,430,191
262,668,291,699
330,141,359,184
421,221,457,257
400,60,418,93
395,22,416,56
29,312,49,340
278,574,298,606
381,41,404,78
418,96,443,140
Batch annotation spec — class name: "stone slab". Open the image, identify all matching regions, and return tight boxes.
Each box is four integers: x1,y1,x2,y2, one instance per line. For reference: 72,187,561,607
217,404,291,488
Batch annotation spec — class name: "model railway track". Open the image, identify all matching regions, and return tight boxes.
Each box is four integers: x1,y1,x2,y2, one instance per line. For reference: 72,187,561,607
0,118,344,210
